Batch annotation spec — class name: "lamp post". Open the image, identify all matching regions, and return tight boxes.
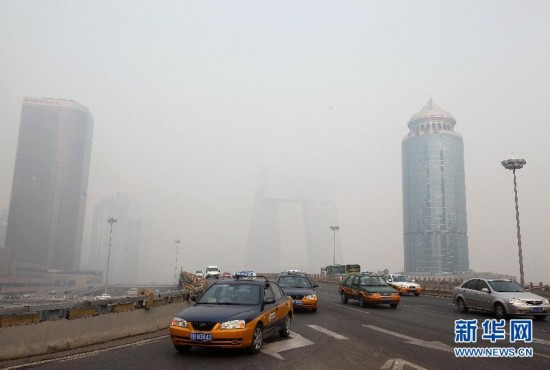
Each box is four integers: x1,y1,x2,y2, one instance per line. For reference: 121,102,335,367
501,158,526,287
105,217,118,294
174,240,181,286
329,226,340,265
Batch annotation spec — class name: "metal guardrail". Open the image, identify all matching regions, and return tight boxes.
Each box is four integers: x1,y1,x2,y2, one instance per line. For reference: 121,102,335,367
0,289,193,328
307,274,550,298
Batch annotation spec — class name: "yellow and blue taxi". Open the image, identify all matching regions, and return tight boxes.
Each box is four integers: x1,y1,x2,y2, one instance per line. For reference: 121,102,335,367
338,272,400,308
170,272,293,354
276,271,318,312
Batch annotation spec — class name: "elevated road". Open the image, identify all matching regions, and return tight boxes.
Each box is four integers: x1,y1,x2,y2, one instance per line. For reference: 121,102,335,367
2,283,549,369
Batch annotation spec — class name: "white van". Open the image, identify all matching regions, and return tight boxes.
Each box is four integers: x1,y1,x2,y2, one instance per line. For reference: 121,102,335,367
205,266,220,279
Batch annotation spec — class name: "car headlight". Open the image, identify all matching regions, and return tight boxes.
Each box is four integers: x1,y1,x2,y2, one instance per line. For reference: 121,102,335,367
171,317,188,328
509,298,524,305
392,293,400,297
543,299,549,305
305,294,318,300
221,320,246,330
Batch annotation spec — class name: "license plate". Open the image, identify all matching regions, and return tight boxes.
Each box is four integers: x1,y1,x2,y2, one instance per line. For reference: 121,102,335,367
382,297,390,301
293,300,303,305
190,333,212,341
531,307,543,313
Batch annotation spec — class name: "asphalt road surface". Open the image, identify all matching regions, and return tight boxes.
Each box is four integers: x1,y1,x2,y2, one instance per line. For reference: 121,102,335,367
3,283,550,370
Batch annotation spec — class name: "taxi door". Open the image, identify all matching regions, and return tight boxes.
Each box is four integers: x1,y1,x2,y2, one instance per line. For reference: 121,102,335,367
350,275,361,299
341,275,354,297
261,284,284,336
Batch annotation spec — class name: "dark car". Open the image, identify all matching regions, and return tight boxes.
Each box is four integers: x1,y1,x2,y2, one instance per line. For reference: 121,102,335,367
339,273,400,308
276,271,318,312
170,273,293,353
452,278,550,320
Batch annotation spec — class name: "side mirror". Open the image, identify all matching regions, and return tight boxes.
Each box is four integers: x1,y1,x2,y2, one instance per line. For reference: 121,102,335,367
263,297,275,304
312,284,318,288
387,279,393,282
481,288,490,293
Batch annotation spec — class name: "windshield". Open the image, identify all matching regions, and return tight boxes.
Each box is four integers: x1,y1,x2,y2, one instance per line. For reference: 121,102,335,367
360,276,388,286
197,283,260,305
392,275,412,283
488,280,526,292
277,276,311,288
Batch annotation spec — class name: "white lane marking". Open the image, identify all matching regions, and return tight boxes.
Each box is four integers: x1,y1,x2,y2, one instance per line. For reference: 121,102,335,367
307,325,349,340
534,338,550,346
261,332,314,360
325,301,370,314
381,358,428,370
363,325,453,353
2,335,169,369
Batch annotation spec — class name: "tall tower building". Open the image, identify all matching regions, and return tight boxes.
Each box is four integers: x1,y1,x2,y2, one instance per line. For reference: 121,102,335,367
5,98,94,271
401,99,469,274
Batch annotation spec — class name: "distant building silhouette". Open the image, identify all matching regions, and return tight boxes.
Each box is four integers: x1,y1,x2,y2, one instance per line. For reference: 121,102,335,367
86,193,142,284
0,209,8,249
402,99,469,274
246,168,338,273
5,98,93,271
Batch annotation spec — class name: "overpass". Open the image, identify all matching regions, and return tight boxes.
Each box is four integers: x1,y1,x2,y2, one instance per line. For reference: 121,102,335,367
1,273,548,361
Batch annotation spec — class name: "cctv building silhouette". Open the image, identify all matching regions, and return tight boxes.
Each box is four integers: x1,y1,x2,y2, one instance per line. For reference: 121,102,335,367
5,98,94,271
402,99,469,274
246,168,338,273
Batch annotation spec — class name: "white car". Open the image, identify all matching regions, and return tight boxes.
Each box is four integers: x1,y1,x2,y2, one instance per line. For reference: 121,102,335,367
384,274,423,296
195,270,204,277
205,266,220,279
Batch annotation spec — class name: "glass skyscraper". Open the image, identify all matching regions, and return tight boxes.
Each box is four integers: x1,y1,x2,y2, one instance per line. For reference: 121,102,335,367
5,98,94,271
402,99,469,274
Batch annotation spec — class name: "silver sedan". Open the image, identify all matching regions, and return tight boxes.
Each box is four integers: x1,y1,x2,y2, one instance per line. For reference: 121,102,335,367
452,278,550,320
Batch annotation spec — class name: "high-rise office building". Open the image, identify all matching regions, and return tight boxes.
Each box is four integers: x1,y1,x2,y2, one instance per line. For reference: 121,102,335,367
402,99,469,274
5,98,94,271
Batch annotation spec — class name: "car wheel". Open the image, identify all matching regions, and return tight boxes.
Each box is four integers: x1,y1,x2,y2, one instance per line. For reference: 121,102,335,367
456,298,468,313
390,303,398,309
249,324,263,354
359,295,367,308
494,303,508,319
341,293,348,304
279,315,291,338
533,315,546,321
174,345,191,353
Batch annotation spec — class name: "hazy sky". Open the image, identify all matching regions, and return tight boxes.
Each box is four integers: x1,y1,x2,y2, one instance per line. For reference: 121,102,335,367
1,1,549,283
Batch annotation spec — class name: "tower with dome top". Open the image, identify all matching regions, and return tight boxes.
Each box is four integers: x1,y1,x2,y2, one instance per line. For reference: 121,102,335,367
401,99,469,274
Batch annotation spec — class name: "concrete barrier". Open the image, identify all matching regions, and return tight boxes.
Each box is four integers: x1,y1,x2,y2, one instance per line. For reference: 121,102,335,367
0,312,41,328
65,307,97,320
0,301,191,361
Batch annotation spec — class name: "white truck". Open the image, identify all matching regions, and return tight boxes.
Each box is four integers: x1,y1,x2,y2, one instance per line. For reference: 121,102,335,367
205,266,220,279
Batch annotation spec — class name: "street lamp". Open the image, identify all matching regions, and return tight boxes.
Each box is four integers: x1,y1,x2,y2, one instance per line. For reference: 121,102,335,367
174,240,181,286
329,226,340,265
105,217,118,294
501,158,526,287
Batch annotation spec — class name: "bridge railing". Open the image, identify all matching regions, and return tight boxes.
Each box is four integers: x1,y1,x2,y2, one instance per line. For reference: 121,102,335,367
302,273,550,298
0,288,193,328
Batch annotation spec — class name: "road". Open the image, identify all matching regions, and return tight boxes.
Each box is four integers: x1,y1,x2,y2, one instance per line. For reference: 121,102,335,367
4,283,550,370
